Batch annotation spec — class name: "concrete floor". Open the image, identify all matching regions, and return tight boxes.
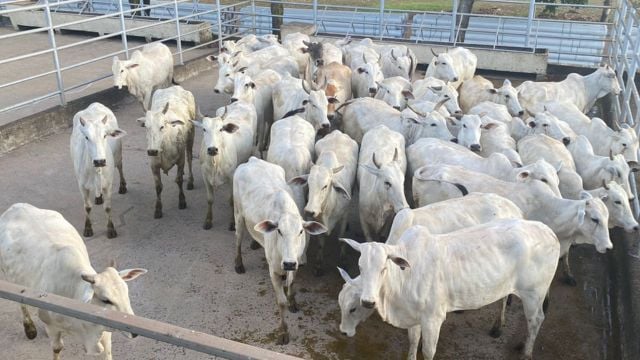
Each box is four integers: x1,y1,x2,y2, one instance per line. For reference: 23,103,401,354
0,65,614,359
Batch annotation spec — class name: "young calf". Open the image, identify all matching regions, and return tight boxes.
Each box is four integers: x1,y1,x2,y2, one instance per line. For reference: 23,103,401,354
70,102,127,238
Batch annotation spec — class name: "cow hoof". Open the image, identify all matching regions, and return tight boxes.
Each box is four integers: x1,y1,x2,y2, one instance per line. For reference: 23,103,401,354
543,297,550,313
187,182,194,190
250,240,261,250
276,333,290,345
506,294,513,306
514,342,525,352
118,185,127,194
235,264,245,274
95,195,103,205
203,222,212,230
107,228,117,239
453,310,464,314
489,326,502,338
179,202,187,210
562,276,577,287
83,228,94,237
228,222,236,231
313,267,324,277
288,302,299,313
154,210,163,219
23,323,37,340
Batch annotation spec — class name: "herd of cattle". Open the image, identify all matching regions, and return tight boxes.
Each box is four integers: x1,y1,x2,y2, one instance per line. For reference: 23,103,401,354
0,31,637,360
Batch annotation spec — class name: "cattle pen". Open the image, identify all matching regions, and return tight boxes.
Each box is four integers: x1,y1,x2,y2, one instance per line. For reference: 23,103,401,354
1,0,640,359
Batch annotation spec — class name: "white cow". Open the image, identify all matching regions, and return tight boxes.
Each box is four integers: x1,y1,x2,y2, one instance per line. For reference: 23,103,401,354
192,103,256,230
112,42,173,111
468,101,513,123
476,117,522,166
229,70,281,153
459,76,524,116
350,50,384,98
301,41,344,77
568,135,638,199
272,74,332,131
518,134,584,199
447,114,484,151
289,130,359,275
424,47,477,89
543,100,639,162
410,77,462,117
232,157,327,345
407,138,562,197
514,111,572,144
379,45,417,80
339,97,454,144
0,203,147,360
282,32,311,76
358,125,409,242
517,64,621,114
588,181,639,232
314,62,352,122
266,115,316,213
137,86,195,219
211,53,298,95
70,103,127,239
413,164,612,284
374,76,413,110
340,219,559,360
221,34,279,55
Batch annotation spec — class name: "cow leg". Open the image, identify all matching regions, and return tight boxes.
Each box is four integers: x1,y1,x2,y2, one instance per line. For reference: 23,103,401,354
285,271,298,313
234,213,246,274
270,271,290,345
152,166,163,219
420,313,445,360
117,162,127,194
561,246,577,286
490,297,508,338
51,331,64,360
407,325,421,360
100,331,112,360
82,188,94,237
228,192,235,231
520,293,546,360
186,134,195,190
21,305,37,339
176,160,187,210
361,220,375,243
314,234,327,277
104,188,117,239
337,218,349,267
203,180,214,230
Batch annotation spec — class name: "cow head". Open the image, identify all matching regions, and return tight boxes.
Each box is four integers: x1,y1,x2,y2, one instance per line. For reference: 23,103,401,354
230,72,256,104
221,40,240,54
190,110,238,159
383,48,413,79
138,102,187,156
596,64,622,97
602,152,635,200
302,40,324,67
360,150,409,214
520,159,562,198
596,181,639,232
448,114,483,152
294,152,351,219
324,83,342,121
213,57,246,95
573,192,612,253
430,50,459,83
340,238,410,310
425,82,462,116
337,268,374,337
531,112,572,145
254,192,327,272
300,79,331,131
609,119,639,163
487,79,524,117
81,265,147,339
112,56,139,90
374,78,413,110
355,59,384,96
76,115,126,168
401,104,455,144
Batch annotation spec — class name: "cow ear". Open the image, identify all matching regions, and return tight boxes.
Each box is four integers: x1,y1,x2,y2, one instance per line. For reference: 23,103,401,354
517,170,530,181
119,268,148,282
488,88,498,94
162,102,170,114
81,273,96,284
237,66,248,73
304,221,328,235
78,116,87,127
112,56,119,65
337,267,355,285
580,191,593,200
221,123,239,133
126,63,139,69
503,79,512,87
332,165,344,174
110,129,127,139
170,120,185,126
332,181,351,200
254,220,277,234
328,97,340,104
447,117,459,126
357,67,365,74
190,119,204,129
402,90,414,100
600,193,609,202
480,122,498,130
100,115,108,124
434,60,439,65
429,85,443,92
299,47,309,54
388,255,410,270
628,161,640,172
577,202,586,225
340,238,362,252
137,117,146,127
288,174,309,185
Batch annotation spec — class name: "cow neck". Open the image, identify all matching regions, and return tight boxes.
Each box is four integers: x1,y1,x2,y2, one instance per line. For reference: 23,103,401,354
580,71,606,113
536,196,582,239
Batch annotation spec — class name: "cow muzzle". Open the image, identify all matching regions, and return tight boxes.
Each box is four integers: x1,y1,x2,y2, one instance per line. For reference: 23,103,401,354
147,150,159,157
93,159,107,167
230,98,238,103
213,89,220,94
282,261,297,271
368,87,377,94
518,110,525,116
304,210,319,219
322,123,331,129
470,144,482,152
452,77,459,82
207,147,218,156
562,137,571,145
361,300,375,309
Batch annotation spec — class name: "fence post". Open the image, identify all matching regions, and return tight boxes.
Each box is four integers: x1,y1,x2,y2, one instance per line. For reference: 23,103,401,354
525,0,535,47
43,0,66,107
313,0,317,30
379,0,384,39
118,0,129,59
216,0,223,52
450,0,458,43
173,0,183,65
251,0,256,34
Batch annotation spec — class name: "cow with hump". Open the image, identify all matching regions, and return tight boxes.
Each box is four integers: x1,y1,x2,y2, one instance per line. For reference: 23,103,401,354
232,157,327,345
425,46,477,89
137,85,195,219
339,218,559,360
70,102,127,239
112,42,174,111
0,203,147,360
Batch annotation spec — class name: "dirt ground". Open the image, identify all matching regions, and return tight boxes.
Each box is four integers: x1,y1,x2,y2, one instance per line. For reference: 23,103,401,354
0,67,614,359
